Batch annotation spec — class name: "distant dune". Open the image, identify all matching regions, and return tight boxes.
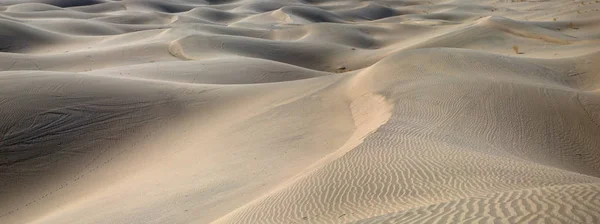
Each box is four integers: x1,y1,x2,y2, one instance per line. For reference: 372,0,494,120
0,0,599,223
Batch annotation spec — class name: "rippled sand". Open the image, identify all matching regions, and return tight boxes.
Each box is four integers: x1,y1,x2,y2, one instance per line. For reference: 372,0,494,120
1,0,600,223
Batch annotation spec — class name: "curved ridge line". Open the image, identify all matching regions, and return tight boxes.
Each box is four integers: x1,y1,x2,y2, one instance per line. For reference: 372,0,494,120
210,83,393,224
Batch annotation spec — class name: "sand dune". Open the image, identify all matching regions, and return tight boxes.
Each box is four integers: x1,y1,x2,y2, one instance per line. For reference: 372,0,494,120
1,0,599,223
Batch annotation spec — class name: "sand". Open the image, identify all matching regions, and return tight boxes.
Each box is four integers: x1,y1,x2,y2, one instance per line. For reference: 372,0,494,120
0,0,599,223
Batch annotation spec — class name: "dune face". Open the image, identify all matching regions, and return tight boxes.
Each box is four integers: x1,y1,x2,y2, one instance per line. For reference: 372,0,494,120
0,0,599,223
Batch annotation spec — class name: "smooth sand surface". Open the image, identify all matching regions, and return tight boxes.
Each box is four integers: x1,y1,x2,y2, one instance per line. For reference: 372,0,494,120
1,0,599,223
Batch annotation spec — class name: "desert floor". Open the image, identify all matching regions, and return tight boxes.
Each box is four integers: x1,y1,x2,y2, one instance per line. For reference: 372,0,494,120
1,0,600,223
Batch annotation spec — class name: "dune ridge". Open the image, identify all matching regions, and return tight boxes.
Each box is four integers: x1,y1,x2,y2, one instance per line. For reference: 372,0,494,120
0,0,599,223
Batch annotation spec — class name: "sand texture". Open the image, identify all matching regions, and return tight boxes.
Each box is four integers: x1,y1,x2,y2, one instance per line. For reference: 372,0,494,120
1,0,600,223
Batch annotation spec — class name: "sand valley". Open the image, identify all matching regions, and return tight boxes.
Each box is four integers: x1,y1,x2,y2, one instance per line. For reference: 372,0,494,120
1,0,600,223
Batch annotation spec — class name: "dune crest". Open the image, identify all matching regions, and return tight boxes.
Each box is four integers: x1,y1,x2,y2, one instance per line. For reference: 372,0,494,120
1,0,599,223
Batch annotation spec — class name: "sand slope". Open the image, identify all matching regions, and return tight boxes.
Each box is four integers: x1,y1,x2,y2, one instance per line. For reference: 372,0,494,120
0,0,599,223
